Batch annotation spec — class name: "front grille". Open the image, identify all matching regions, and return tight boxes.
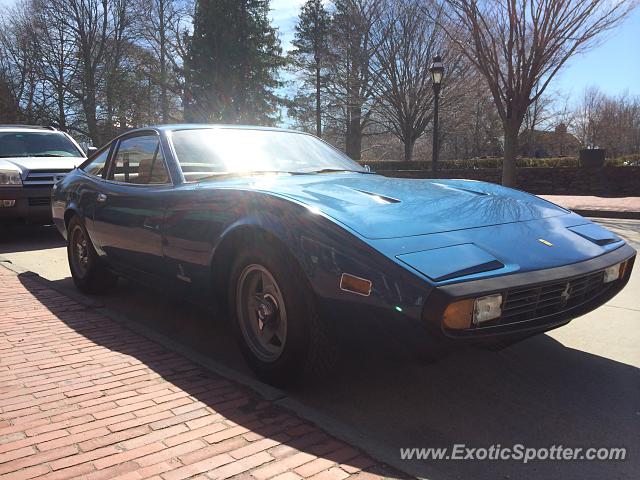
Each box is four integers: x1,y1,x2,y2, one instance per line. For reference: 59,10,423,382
28,197,51,206
23,170,70,187
499,270,610,325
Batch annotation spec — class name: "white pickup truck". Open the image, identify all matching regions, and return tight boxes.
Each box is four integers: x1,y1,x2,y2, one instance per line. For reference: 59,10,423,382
0,125,87,223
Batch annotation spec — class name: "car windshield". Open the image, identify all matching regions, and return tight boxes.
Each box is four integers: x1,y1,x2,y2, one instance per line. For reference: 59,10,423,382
170,128,366,181
0,131,83,158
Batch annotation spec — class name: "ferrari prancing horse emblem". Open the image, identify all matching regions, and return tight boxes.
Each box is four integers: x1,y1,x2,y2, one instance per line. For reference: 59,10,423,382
538,238,553,247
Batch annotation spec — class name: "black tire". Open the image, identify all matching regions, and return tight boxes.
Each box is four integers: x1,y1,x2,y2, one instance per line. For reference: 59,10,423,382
67,216,118,294
228,239,339,386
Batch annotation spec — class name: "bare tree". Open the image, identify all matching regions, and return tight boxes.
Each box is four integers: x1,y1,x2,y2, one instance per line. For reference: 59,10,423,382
31,0,79,130
574,87,640,156
371,0,469,161
574,86,604,149
43,0,111,143
137,0,191,123
370,0,438,161
441,0,635,186
0,77,21,122
326,0,383,160
101,0,138,139
0,2,42,123
522,87,554,134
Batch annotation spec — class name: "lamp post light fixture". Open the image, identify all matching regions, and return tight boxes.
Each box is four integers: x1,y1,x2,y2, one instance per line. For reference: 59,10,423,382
430,54,444,172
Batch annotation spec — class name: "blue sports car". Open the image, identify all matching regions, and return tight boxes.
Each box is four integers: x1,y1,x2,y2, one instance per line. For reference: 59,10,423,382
52,125,636,385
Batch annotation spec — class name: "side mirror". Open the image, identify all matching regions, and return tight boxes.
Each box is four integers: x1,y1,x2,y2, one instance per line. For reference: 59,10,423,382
86,146,98,156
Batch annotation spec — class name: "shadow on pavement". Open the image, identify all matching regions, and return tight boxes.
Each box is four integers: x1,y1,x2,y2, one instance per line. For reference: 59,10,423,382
16,272,402,478
301,334,639,479
17,271,640,480
0,224,64,254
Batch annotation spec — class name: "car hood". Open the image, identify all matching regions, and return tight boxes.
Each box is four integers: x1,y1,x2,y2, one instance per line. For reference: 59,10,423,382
0,157,83,178
240,173,569,239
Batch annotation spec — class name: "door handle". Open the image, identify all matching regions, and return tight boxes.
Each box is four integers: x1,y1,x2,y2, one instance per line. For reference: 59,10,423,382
97,193,107,203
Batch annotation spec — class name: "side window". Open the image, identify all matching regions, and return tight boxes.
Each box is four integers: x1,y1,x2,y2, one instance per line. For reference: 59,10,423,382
109,135,170,185
83,148,109,177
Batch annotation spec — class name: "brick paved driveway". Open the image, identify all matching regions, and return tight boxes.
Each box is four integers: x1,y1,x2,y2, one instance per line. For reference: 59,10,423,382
0,266,395,480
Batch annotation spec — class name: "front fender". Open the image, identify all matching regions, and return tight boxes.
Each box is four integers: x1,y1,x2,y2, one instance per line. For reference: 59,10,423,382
213,197,431,322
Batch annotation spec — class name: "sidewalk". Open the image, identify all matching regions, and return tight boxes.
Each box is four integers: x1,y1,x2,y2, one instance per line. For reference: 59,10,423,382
540,195,640,219
0,266,396,480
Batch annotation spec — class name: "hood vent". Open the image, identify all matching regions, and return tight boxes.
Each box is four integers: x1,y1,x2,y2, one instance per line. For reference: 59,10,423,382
568,224,621,246
397,243,504,281
432,183,489,196
351,188,401,204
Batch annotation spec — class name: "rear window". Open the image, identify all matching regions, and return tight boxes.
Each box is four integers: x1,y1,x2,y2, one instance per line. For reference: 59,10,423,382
0,132,83,158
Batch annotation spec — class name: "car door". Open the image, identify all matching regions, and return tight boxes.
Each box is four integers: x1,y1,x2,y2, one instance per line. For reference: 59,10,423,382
65,144,113,243
91,131,172,279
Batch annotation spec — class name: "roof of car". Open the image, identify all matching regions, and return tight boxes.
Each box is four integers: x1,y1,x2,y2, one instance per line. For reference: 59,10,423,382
0,124,59,132
148,124,306,134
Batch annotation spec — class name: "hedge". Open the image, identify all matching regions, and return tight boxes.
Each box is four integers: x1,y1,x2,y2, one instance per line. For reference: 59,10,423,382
360,154,640,171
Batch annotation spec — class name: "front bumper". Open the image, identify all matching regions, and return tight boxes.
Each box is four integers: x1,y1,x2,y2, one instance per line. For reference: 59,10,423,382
423,243,636,340
0,186,53,223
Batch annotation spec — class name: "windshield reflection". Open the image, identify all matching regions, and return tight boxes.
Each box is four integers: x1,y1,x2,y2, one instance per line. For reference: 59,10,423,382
170,128,366,181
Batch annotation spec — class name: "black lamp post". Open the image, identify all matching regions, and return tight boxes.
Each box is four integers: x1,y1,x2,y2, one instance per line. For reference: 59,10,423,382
430,54,444,172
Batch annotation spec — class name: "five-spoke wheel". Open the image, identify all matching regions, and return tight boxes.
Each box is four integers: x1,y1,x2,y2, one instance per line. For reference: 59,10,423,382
236,264,288,363
229,239,338,386
69,224,90,279
66,216,117,294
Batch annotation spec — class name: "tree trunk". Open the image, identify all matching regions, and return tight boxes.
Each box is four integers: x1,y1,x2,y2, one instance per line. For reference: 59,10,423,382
346,105,362,160
403,137,414,162
57,84,66,130
183,54,193,121
159,0,169,123
315,62,321,137
502,120,519,187
84,66,99,145
85,102,99,145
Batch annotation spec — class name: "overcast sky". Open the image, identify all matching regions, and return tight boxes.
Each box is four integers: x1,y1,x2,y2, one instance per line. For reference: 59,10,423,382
1,0,638,103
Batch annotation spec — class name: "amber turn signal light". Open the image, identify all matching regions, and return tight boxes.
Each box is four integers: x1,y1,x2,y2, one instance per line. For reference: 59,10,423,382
339,273,372,296
619,260,628,280
442,298,474,330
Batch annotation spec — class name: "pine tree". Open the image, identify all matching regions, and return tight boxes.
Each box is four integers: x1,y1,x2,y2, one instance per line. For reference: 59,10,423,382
290,0,330,137
184,0,284,124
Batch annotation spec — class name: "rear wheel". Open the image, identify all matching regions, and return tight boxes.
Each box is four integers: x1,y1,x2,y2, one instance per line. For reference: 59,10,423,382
229,240,338,386
67,216,117,294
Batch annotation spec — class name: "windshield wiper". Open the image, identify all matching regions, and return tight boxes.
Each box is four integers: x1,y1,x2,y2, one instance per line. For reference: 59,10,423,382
302,168,374,174
0,154,71,158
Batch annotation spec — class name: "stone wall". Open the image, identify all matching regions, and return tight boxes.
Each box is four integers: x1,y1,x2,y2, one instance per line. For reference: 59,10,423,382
374,166,640,197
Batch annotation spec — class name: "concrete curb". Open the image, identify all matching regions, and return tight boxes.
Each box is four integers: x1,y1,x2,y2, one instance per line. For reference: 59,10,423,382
0,261,421,480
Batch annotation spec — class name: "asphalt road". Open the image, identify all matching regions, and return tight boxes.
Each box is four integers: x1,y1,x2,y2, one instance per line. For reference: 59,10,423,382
1,218,639,480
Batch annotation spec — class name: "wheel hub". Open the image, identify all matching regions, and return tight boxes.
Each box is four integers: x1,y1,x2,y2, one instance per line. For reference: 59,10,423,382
71,227,89,275
256,294,278,331
76,241,88,266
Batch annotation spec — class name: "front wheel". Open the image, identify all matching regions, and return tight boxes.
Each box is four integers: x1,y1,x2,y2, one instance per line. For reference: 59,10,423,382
67,216,118,294
229,241,338,386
